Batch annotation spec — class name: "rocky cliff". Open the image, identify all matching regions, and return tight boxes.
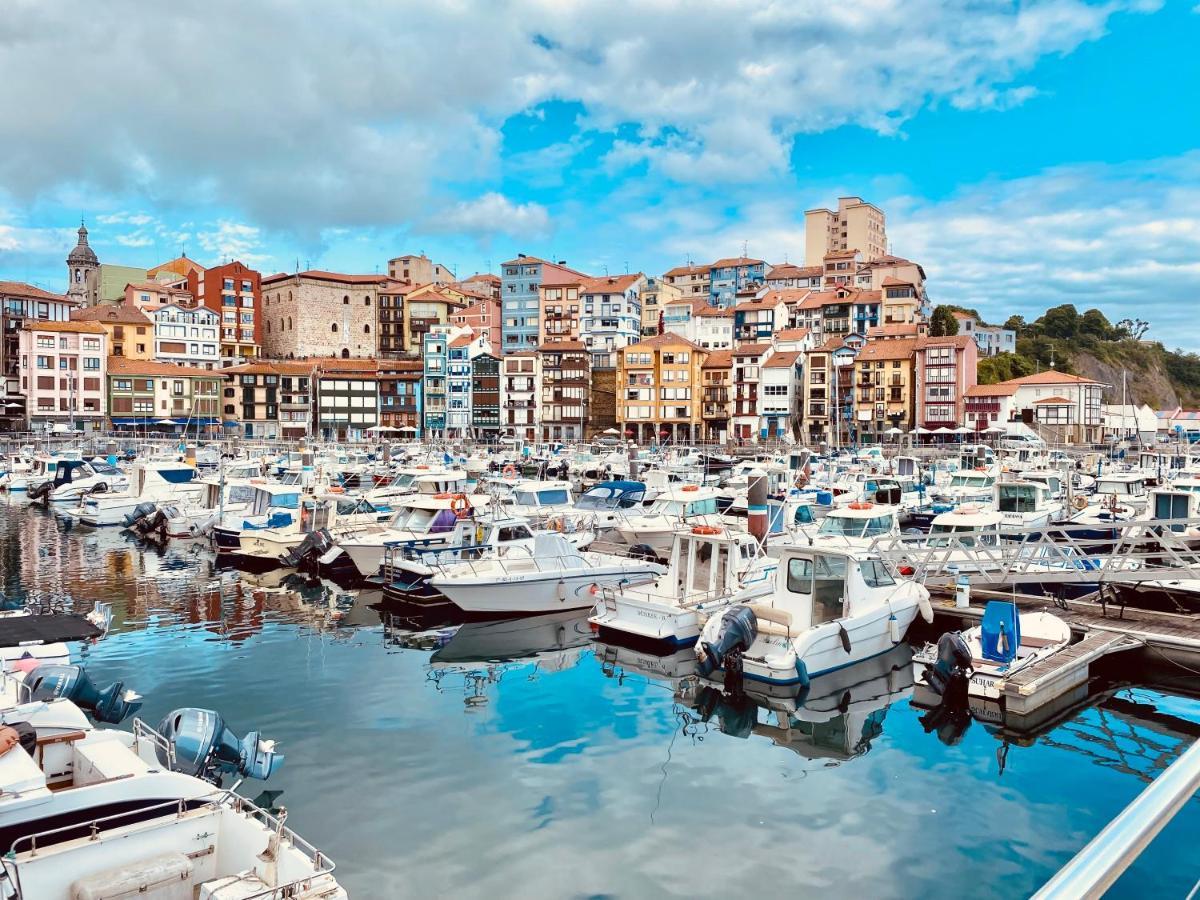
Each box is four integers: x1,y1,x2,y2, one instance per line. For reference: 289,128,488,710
1072,348,1181,408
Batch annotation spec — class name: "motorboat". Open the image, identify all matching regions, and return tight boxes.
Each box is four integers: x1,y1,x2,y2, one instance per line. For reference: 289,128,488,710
912,601,1072,704
806,501,901,549
28,459,127,505
994,479,1061,532
694,545,932,688
211,482,307,554
236,493,385,565
614,485,723,558
428,533,666,615
589,526,776,647
573,480,656,531
74,460,205,526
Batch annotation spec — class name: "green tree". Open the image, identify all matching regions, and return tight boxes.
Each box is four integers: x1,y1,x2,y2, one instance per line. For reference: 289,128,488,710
929,305,960,337
1036,304,1080,340
1079,308,1114,342
1003,315,1026,333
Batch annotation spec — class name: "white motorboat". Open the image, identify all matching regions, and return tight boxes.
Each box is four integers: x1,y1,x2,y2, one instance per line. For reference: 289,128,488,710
212,482,307,553
912,601,1072,702
695,545,932,687
614,485,723,557
28,459,127,505
429,533,665,615
237,493,385,564
994,478,1061,531
589,526,776,647
805,501,901,549
75,459,205,526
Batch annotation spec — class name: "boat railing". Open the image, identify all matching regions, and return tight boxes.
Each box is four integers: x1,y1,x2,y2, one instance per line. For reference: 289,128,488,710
0,669,32,705
423,539,653,580
1033,738,1200,898
4,790,336,897
867,515,1200,585
131,716,176,769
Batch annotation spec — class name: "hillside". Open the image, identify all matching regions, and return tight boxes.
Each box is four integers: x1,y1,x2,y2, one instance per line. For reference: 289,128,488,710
965,303,1200,409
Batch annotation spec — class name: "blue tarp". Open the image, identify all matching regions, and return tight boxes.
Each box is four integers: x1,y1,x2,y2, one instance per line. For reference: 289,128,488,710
980,601,1020,664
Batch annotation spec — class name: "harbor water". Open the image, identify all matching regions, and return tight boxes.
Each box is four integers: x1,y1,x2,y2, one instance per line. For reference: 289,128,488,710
6,498,1198,898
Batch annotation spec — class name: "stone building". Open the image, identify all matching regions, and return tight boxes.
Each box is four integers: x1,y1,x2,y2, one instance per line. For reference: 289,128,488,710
260,271,384,359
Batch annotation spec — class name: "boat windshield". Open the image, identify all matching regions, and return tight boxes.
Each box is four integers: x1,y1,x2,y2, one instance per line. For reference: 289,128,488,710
577,487,644,510
949,473,992,487
998,485,1040,513
514,489,570,506
818,514,893,538
268,492,300,510
927,523,1000,547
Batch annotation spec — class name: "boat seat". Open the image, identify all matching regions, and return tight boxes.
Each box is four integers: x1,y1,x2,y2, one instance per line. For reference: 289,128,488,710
72,735,151,787
748,604,793,627
1019,635,1059,649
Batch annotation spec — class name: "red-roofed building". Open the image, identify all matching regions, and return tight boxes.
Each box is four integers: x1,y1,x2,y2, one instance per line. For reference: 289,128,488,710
709,257,766,307
261,271,386,360
579,273,645,369
187,260,263,364
618,333,708,443
964,370,1107,442
1,281,80,428
18,319,108,431
378,357,424,434
854,338,918,439
451,295,502,356
537,340,590,442
501,254,590,355
701,350,734,441
732,343,774,442
765,263,822,290
761,351,803,439
914,334,978,430
662,262,712,299
222,359,317,438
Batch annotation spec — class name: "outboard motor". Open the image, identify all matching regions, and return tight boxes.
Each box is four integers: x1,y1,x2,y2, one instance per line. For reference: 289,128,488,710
27,480,53,503
123,501,159,528
279,527,334,569
695,605,759,692
921,631,972,699
25,664,143,723
156,708,284,783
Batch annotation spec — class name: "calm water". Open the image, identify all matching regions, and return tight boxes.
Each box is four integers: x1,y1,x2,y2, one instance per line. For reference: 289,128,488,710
4,498,1199,898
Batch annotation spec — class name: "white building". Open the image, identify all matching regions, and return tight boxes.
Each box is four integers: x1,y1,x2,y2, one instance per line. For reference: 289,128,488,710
760,351,802,440
952,312,1016,357
661,298,734,350
152,304,220,369
580,274,644,369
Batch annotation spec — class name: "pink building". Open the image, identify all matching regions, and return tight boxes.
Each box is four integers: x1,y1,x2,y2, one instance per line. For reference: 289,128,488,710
914,334,978,428
450,294,502,356
19,320,108,431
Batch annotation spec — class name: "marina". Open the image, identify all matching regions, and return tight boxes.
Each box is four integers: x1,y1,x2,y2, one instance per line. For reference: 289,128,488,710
0,437,1197,897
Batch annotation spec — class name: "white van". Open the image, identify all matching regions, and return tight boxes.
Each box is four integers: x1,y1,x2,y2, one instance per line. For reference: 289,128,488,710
999,431,1046,450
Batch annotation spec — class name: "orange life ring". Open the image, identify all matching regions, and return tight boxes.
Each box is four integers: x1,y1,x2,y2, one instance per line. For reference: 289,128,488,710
974,466,987,472
847,501,873,510
329,486,345,494
433,492,453,499
415,465,430,470
503,464,517,480
450,493,472,519
691,525,722,535
681,485,700,492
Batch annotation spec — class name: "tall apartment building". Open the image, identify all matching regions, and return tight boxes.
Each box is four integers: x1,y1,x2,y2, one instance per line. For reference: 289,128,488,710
501,351,539,441
537,342,589,443
853,338,917,442
701,351,733,443
760,351,803,440
18,321,108,432
187,260,262,364
618,334,707,444
500,255,588,354
376,279,414,356
0,281,78,429
914,334,978,430
152,304,221,370
223,360,315,439
378,357,423,434
315,358,380,441
471,353,502,440
387,253,453,284
804,197,888,266
537,272,584,345
579,273,644,370
731,343,772,442
260,271,384,359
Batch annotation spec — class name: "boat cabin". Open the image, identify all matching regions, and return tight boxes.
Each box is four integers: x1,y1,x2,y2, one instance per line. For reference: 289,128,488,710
927,507,1003,547
773,547,902,631
576,480,649,511
813,503,899,543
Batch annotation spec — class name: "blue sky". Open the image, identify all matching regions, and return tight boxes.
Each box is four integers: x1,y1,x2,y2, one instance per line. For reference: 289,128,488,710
1,0,1198,347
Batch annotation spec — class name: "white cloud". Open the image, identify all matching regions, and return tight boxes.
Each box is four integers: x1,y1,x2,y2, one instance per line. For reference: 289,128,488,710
425,193,550,242
196,221,267,263
0,0,1156,234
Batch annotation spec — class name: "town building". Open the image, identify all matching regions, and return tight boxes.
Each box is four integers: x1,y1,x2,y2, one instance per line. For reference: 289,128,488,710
662,263,711,300
701,350,733,443
501,351,540,441
951,312,1017,357
579,273,645,369
18,320,108,432
804,197,888,266
122,281,196,312
661,298,734,350
732,293,788,344
422,331,449,436
537,271,584,346
1,281,78,429
709,257,766,307
223,360,316,439
387,253,453,284
315,358,380,441
451,294,502,356
84,265,150,307
146,255,205,282
260,271,384,359
187,260,262,364
731,343,773,442
638,276,682,337
853,338,917,442
152,304,220,369
500,255,588,354
765,263,822,290
964,383,1018,433
966,370,1106,443
802,337,861,446
760,351,803,440
447,330,490,438
456,273,501,301
376,279,415,356
403,285,466,352
378,357,423,435
914,334,978,431
107,357,222,433
617,334,707,444
470,352,502,440
71,304,155,360
537,342,590,443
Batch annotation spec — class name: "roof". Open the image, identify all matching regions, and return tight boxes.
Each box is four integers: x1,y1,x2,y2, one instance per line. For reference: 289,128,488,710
0,281,72,303
865,255,916,267
710,256,765,269
147,257,205,279
856,338,917,362
261,270,386,286
580,273,641,294
702,351,733,369
733,342,772,357
881,276,915,287
764,351,802,368
1035,396,1072,404
537,341,587,352
950,311,975,321
1004,370,1105,387
663,263,710,278
796,290,848,311
775,328,810,341
916,334,975,351
501,255,547,267
823,249,859,260
732,294,786,312
867,323,923,338
813,337,848,353
966,383,1019,397
461,273,501,284
22,320,106,334
223,360,318,376
766,264,822,280
449,334,476,348
625,333,703,352
106,356,217,377
71,305,154,326
317,357,379,375
125,280,192,294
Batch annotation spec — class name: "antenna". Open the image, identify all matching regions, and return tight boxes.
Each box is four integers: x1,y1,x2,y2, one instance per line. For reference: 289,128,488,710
741,240,748,258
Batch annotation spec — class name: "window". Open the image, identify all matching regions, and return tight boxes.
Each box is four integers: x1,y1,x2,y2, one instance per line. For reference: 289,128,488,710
860,559,896,588
83,358,100,370
343,295,350,305
364,324,371,334
332,323,338,333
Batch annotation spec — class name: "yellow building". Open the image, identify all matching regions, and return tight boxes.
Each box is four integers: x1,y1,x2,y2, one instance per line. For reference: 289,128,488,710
853,337,917,443
804,197,888,266
70,304,155,360
617,333,707,444
639,276,682,337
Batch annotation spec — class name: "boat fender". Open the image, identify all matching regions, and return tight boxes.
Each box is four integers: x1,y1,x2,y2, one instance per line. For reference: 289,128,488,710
917,590,934,624
556,579,567,602
837,622,852,653
888,613,900,644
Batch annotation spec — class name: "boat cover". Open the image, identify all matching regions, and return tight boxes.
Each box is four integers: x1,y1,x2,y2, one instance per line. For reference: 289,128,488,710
0,614,102,645
980,602,1020,664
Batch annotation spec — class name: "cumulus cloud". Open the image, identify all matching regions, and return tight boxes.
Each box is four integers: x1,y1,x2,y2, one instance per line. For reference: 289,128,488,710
424,193,550,242
0,0,1154,236
196,221,267,263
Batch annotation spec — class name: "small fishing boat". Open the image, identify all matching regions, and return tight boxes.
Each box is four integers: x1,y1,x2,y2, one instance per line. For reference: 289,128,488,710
614,484,723,558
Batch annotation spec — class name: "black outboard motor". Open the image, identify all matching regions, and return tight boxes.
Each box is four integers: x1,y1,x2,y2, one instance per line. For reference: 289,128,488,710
279,527,334,569
696,605,759,690
921,632,972,700
25,664,143,723
123,501,159,528
156,708,284,783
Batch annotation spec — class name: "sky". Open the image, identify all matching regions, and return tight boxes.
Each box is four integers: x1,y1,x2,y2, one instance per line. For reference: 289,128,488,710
1,0,1198,348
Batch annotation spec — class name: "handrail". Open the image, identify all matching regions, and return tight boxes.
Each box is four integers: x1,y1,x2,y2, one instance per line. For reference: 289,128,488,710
1033,739,1200,899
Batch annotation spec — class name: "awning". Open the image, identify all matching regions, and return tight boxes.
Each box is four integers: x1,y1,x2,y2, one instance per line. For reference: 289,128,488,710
111,417,221,426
